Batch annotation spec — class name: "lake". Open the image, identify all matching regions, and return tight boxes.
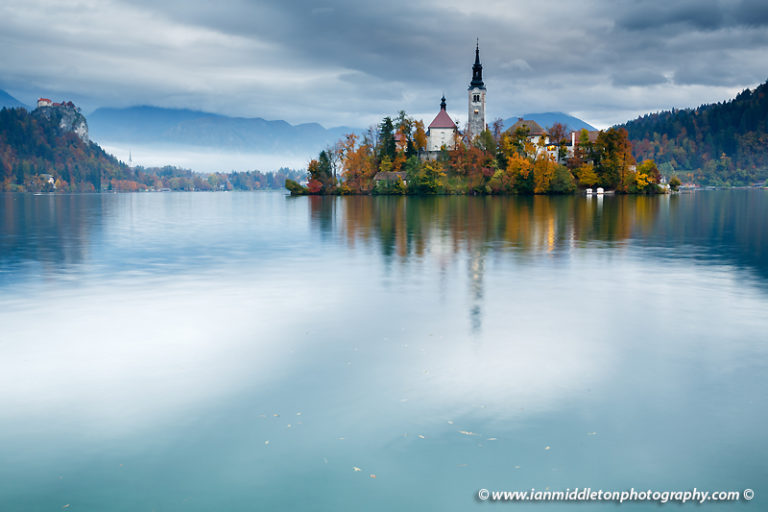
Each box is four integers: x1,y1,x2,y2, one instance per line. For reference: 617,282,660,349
1,190,766,511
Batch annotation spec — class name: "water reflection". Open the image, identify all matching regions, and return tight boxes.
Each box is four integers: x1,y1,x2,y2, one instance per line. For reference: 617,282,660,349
305,192,768,334
0,193,106,274
309,191,768,276
0,191,766,511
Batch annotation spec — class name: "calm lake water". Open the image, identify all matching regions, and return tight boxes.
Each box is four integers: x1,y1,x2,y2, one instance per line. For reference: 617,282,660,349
0,190,766,511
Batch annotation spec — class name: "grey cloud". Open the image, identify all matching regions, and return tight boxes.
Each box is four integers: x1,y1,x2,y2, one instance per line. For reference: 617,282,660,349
612,70,668,87
618,0,724,31
0,0,765,128
618,0,768,31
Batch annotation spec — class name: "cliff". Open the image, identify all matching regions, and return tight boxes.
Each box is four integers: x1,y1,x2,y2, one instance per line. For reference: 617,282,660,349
31,102,89,141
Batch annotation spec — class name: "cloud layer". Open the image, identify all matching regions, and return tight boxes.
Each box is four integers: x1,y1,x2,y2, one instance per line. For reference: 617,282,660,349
1,0,766,128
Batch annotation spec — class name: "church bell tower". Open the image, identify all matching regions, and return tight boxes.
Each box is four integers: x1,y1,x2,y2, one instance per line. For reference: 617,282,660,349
467,40,486,140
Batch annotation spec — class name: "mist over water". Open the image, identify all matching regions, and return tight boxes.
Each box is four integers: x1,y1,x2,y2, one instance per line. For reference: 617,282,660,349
100,144,311,172
1,191,766,511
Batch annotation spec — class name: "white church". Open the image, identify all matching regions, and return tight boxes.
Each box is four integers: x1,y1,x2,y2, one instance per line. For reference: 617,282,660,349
423,44,594,164
425,42,486,157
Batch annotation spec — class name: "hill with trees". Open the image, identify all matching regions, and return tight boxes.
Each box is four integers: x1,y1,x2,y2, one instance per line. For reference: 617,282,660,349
0,106,127,191
620,80,768,186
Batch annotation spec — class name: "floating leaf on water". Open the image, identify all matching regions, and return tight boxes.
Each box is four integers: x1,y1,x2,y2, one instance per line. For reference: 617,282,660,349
514,465,520,469
296,412,302,416
286,424,292,428
273,414,279,417
487,438,497,441
369,474,376,479
587,431,597,436
338,437,345,440
418,434,425,439
459,430,479,436
545,446,551,450
353,466,362,472
264,440,269,446
447,420,454,425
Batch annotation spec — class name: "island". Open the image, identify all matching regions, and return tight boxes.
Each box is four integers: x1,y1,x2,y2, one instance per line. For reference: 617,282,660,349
287,44,673,196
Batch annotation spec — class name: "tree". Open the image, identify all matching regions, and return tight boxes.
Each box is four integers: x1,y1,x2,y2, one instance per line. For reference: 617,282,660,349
550,164,576,194
285,179,307,195
547,122,567,144
634,159,661,193
595,128,635,190
413,120,428,152
475,129,497,154
575,163,598,187
492,118,505,141
378,117,396,161
533,154,557,193
506,152,534,194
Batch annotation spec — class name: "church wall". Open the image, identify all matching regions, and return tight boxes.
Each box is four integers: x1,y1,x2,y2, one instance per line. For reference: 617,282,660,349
427,128,455,152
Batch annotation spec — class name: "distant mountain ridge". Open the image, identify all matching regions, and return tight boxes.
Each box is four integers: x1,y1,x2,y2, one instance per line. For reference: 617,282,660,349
88,106,354,154
503,112,597,133
0,89,29,110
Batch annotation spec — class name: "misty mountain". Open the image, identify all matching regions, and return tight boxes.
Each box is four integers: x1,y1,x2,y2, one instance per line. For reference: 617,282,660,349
503,112,597,133
0,89,29,110
88,106,354,154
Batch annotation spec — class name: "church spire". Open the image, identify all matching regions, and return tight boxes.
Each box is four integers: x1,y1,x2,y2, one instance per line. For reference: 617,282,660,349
470,39,484,89
440,95,446,111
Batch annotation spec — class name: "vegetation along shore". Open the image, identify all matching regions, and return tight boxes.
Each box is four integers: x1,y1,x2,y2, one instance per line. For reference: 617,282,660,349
286,114,677,196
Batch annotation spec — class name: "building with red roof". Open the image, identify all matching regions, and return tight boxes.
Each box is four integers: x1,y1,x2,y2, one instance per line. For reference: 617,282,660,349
427,96,458,152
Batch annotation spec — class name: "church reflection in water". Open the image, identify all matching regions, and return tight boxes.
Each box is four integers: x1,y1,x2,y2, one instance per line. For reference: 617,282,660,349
306,192,768,333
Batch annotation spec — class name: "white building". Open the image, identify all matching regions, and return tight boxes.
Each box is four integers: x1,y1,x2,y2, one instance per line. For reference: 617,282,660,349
37,98,52,108
426,96,458,152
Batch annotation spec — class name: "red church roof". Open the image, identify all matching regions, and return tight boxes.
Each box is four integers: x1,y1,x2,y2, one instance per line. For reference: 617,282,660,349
38,98,51,102
429,109,456,129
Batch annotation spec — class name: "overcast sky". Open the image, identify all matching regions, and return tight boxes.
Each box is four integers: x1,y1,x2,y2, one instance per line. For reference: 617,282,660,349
1,0,767,129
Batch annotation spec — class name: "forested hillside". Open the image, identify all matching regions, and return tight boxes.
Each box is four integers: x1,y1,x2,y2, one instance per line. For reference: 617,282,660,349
621,80,768,186
0,106,128,191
